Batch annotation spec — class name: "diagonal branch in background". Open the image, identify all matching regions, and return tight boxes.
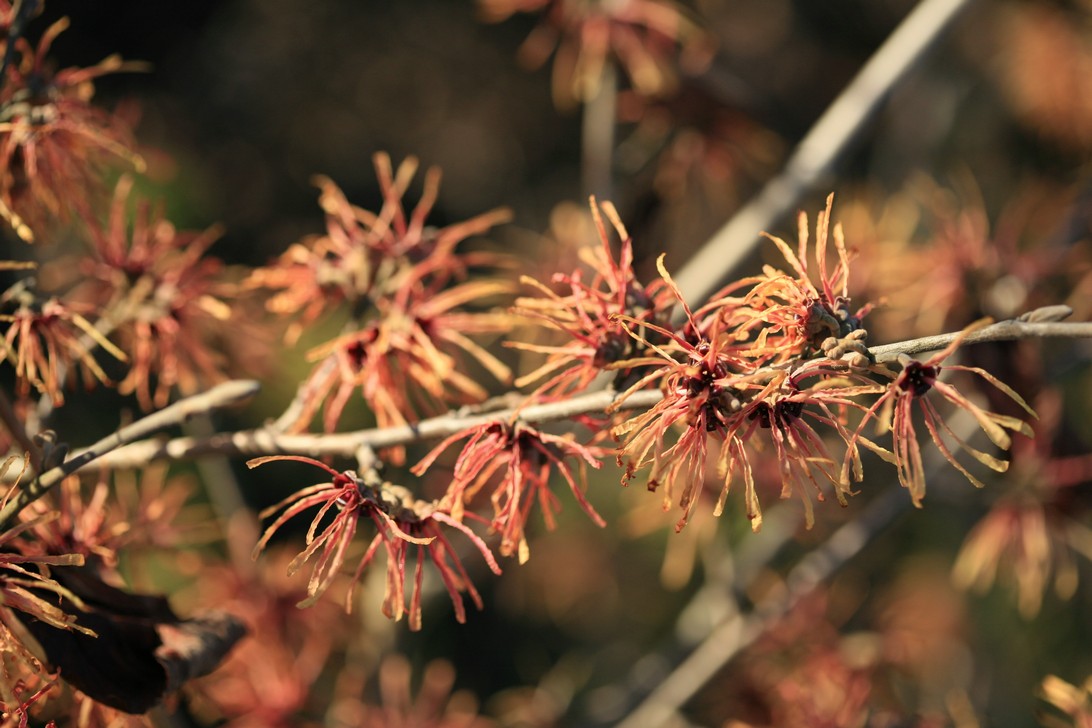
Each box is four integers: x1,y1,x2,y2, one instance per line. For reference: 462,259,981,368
672,0,976,306
609,488,911,728
0,380,260,530
71,310,1092,471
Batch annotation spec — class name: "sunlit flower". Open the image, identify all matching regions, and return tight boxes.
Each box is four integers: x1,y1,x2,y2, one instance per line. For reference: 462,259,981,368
732,193,873,362
610,225,879,530
511,196,672,397
480,0,714,107
413,419,606,563
850,321,1036,505
248,153,512,344
250,456,501,631
0,16,143,241
296,274,513,441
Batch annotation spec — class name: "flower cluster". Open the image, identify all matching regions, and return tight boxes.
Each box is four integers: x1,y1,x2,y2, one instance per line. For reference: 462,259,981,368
510,194,1037,532
71,176,237,410
249,154,514,445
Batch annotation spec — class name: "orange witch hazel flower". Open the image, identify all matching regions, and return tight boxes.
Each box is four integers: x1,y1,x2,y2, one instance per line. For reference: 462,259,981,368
848,320,1037,505
609,218,881,531
248,153,512,344
512,196,674,397
249,456,501,631
0,14,144,241
412,419,607,563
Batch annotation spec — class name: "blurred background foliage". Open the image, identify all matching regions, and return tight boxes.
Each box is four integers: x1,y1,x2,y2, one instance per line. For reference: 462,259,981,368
16,0,1092,725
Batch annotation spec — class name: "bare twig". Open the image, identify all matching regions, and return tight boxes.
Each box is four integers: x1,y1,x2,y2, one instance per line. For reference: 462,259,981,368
871,309,1091,361
0,380,260,529
76,312,1092,471
672,0,976,306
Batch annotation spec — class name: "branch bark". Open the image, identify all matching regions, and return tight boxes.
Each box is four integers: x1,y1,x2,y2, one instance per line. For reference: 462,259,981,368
672,0,976,306
70,312,1091,472
0,380,260,530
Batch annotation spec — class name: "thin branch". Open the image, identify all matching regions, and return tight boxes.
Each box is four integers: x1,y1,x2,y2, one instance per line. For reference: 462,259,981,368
672,0,976,306
75,313,1092,471
0,379,260,529
871,310,1092,361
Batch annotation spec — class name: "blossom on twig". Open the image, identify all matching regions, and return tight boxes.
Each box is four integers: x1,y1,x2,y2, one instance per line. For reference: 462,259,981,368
511,196,672,397
249,456,501,631
76,176,236,410
297,274,513,441
849,320,1036,505
413,419,606,563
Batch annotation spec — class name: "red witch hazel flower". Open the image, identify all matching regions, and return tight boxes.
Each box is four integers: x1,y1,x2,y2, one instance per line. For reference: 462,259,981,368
512,196,673,397
848,320,1036,505
0,14,144,241
249,456,501,631
413,419,606,563
75,176,236,410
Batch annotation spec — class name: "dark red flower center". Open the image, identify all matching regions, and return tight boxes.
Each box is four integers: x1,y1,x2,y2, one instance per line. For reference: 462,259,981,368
898,361,938,398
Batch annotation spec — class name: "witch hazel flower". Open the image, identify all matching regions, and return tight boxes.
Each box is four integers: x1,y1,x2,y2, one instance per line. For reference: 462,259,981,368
296,272,514,442
0,290,126,406
78,176,235,410
248,153,512,345
0,15,144,241
848,320,1036,505
249,456,500,631
413,419,606,563
735,193,874,363
512,196,672,398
